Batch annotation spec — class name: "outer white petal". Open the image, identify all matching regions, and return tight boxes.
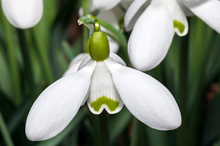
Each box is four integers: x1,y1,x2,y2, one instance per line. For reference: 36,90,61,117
88,61,123,114
128,3,174,71
98,11,120,53
167,0,188,36
109,53,126,66
1,0,43,29
182,0,220,33
63,53,88,77
105,58,181,130
25,61,96,141
124,0,150,31
92,0,122,10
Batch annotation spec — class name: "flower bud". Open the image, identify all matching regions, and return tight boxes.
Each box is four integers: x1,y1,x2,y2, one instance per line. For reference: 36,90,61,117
1,0,43,29
89,31,110,61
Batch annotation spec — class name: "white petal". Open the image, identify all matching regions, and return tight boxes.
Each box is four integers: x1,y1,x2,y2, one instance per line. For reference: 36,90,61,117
92,0,122,10
108,37,119,53
124,0,150,31
128,3,174,71
79,53,125,69
88,61,123,114
178,0,194,16
98,11,120,53
105,58,181,130
1,0,43,29
112,6,125,22
182,0,220,33
167,0,188,36
120,0,134,9
25,61,96,141
63,53,88,77
109,52,126,66
79,55,92,69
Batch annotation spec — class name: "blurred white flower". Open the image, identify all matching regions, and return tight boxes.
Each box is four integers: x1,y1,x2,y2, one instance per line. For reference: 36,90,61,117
125,0,220,71
92,0,133,11
1,0,43,29
25,30,181,141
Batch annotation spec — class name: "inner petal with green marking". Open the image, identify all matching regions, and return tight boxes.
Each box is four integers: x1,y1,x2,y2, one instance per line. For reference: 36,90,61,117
173,20,185,34
91,96,119,112
88,61,123,114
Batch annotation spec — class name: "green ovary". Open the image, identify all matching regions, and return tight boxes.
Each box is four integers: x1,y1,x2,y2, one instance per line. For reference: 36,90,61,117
91,96,119,112
173,20,185,34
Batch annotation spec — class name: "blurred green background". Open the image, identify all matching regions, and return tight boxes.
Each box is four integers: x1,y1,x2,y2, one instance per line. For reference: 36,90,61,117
1,0,220,146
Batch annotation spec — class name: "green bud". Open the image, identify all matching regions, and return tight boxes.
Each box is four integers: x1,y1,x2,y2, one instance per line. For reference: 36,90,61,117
89,20,109,61
89,31,110,61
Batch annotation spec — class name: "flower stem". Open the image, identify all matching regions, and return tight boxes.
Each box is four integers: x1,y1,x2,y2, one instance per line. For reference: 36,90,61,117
99,111,111,146
17,29,35,91
2,14,22,106
177,30,190,146
33,28,53,84
130,118,146,146
0,112,14,146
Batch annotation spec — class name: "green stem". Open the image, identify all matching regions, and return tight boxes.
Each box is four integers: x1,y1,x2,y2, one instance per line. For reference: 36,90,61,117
0,112,14,146
2,17,22,106
33,28,53,84
17,29,35,90
99,111,110,146
177,30,190,146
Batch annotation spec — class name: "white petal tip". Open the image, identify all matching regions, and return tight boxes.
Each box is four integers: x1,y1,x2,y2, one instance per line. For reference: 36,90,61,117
1,0,43,29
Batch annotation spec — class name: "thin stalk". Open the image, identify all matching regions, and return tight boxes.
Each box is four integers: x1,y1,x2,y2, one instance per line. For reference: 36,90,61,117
99,111,110,146
0,112,14,146
177,31,190,146
17,29,35,90
3,18,22,106
33,28,53,84
130,118,146,146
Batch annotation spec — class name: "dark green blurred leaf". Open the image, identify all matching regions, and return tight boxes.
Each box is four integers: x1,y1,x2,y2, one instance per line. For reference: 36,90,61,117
201,94,220,146
0,48,12,100
110,107,132,143
8,100,32,134
145,127,169,146
50,0,80,79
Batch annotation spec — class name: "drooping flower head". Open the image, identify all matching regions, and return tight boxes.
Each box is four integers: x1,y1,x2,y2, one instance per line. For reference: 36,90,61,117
25,19,181,141
1,0,43,29
125,0,220,71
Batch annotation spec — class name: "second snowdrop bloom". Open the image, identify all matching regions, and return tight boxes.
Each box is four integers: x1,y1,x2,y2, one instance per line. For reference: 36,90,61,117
1,0,43,29
126,0,220,71
25,21,181,141
126,0,188,71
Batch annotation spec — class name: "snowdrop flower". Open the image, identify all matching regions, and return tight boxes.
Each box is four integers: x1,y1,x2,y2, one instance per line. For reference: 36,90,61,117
125,0,220,71
25,21,181,141
1,0,43,29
